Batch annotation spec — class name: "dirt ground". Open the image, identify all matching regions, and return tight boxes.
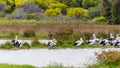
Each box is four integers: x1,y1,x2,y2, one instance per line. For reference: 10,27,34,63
0,25,120,34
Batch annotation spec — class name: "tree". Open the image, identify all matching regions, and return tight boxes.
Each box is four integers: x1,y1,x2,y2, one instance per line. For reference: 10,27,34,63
111,0,120,24
82,0,97,9
101,0,112,23
5,0,16,13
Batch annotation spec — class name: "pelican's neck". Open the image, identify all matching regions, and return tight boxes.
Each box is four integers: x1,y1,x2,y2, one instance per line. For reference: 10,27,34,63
53,39,57,43
116,34,119,38
93,34,96,39
110,33,114,38
15,35,18,41
80,38,83,41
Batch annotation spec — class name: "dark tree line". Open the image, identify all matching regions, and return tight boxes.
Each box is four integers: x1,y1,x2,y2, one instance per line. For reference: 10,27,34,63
102,0,120,24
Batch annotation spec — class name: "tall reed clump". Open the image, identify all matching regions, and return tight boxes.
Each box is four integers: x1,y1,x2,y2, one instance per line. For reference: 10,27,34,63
53,28,74,40
48,28,75,47
88,51,120,68
23,30,36,38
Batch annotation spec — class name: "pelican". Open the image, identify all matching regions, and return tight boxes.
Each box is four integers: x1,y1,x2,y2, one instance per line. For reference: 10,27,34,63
11,35,22,48
114,34,120,47
39,39,57,47
100,39,109,46
87,33,100,45
75,38,83,46
109,33,115,41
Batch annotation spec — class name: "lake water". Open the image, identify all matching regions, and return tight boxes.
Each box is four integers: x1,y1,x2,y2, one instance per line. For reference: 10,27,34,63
0,48,119,67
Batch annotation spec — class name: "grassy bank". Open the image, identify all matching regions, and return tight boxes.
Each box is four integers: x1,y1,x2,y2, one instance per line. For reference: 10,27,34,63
0,41,117,50
0,18,89,25
0,64,36,68
0,24,120,49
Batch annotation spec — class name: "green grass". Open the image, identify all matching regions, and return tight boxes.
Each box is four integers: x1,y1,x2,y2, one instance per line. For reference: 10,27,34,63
0,40,117,50
0,64,36,68
0,18,89,25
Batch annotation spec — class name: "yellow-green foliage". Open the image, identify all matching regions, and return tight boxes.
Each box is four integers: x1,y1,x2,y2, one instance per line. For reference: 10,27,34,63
66,7,88,18
82,0,97,9
0,0,28,7
0,0,28,13
14,0,28,7
49,3,66,9
0,0,6,4
45,8,61,16
33,0,57,9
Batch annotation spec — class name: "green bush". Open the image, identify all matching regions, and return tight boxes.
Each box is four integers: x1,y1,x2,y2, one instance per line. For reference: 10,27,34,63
45,8,61,16
66,7,88,18
23,30,36,37
0,12,6,18
21,42,31,49
88,6,101,18
26,13,40,20
92,16,106,23
49,3,67,14
0,42,15,49
82,0,97,9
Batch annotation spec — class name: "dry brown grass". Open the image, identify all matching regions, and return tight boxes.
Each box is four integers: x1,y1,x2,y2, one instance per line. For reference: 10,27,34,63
0,24,120,36
96,51,120,63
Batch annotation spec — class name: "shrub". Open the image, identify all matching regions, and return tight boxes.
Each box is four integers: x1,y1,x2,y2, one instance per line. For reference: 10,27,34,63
49,3,66,9
66,8,88,18
26,13,40,20
21,42,31,48
0,12,7,18
23,30,36,37
49,3,67,14
92,16,106,23
93,50,120,68
0,42,15,49
82,0,97,9
12,8,27,19
45,8,61,16
88,6,101,18
97,51,120,64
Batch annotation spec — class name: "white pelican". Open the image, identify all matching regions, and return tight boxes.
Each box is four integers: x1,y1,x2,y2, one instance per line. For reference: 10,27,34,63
75,38,83,46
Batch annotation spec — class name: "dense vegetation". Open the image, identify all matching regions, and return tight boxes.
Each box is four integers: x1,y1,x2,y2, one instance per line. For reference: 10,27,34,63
88,51,120,68
0,0,119,24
